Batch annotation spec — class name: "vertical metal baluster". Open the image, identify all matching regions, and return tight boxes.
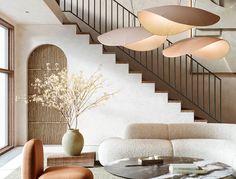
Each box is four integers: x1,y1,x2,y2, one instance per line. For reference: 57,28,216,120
168,42,171,84
128,12,130,27
214,77,216,118
157,49,159,76
134,15,136,27
117,3,119,28
111,0,113,30
208,73,211,114
122,8,125,27
168,57,170,84
105,0,107,32
88,0,90,25
174,57,176,88
146,51,148,68
94,0,96,29
100,0,101,33
185,56,188,96
139,52,141,63
71,0,72,12
180,57,182,92
191,60,193,101
162,44,165,80
197,64,199,104
220,79,222,122
203,68,205,109
82,0,84,20
64,0,66,11
76,0,78,16
151,50,153,72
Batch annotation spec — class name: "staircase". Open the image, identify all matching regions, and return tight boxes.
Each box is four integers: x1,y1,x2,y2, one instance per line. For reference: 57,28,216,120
56,0,222,123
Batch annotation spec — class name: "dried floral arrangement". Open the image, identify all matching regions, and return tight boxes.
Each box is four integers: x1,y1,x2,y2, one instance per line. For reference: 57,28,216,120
30,63,114,129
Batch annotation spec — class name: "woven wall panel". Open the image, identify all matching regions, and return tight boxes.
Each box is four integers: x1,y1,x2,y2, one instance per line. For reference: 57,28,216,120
28,44,67,144
28,102,64,122
28,45,67,69
28,123,67,144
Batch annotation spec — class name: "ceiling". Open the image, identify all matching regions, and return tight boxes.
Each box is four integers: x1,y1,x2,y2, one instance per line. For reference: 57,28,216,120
0,0,61,24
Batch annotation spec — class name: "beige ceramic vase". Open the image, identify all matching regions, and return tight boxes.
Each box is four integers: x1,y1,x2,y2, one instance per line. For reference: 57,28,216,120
62,129,84,156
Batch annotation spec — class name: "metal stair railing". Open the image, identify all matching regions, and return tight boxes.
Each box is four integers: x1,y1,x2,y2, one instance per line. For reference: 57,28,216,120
59,0,222,122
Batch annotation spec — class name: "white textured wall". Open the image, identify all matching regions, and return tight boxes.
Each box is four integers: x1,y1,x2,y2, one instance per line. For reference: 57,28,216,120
15,24,194,146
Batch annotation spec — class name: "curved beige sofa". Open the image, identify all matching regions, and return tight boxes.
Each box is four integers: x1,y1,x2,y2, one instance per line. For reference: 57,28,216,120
98,123,236,169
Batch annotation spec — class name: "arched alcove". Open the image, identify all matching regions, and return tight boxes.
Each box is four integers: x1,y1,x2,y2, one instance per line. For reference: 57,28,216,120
28,44,67,144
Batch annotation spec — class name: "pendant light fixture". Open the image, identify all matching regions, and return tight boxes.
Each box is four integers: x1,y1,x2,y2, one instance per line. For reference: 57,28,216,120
138,5,220,36
97,27,167,51
163,37,230,60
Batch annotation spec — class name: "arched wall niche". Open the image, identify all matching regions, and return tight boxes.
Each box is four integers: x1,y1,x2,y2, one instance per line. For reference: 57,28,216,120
27,44,67,144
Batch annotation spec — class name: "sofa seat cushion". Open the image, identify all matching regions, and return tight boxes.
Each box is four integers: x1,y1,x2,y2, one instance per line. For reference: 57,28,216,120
98,138,173,166
39,166,93,179
171,139,236,168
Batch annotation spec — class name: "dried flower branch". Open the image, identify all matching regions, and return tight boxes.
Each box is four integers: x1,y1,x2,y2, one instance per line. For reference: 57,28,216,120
29,65,114,129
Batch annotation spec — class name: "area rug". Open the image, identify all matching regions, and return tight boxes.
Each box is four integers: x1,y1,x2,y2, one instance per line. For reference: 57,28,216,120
5,153,122,179
5,166,122,179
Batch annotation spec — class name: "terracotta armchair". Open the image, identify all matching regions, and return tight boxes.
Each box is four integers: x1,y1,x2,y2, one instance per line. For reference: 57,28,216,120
21,139,93,179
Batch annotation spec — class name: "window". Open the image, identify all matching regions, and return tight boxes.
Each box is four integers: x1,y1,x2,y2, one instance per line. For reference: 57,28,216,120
0,18,14,154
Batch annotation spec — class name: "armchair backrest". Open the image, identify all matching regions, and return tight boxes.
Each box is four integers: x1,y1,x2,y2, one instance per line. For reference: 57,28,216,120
21,139,44,179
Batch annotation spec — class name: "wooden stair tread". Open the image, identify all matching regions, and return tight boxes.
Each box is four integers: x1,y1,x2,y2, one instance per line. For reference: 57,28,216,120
194,119,208,123
168,99,181,103
155,90,168,93
181,109,194,113
129,70,142,74
142,80,156,83
194,116,207,122
77,32,90,35
103,51,116,54
90,42,100,44
116,60,128,64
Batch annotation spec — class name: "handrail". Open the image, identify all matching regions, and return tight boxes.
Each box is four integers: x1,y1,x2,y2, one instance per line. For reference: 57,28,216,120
167,39,221,80
59,0,222,122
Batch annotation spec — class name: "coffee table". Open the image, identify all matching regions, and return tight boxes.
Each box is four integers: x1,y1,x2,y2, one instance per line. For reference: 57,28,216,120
104,156,235,179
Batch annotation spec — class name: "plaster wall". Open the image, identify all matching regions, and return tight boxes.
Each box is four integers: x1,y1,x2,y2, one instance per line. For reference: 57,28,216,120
14,24,194,146
220,74,236,123
0,0,61,24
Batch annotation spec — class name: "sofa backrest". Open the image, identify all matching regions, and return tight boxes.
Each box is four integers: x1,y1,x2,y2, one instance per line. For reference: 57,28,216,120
125,123,236,142
168,123,236,141
125,123,169,139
